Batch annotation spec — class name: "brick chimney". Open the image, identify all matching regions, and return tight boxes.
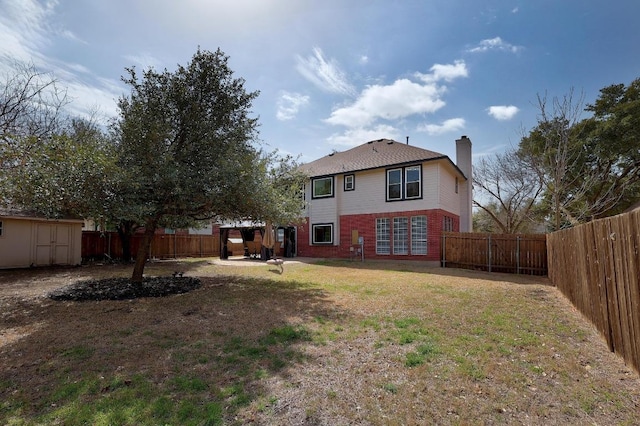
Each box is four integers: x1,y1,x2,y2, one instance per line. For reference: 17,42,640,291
455,136,473,232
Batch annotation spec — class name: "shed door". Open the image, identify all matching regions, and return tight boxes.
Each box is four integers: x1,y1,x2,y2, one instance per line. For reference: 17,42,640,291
53,225,71,264
35,223,72,266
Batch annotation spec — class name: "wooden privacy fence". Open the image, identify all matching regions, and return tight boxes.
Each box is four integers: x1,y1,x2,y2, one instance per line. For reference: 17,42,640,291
82,231,220,260
441,232,548,275
547,209,640,374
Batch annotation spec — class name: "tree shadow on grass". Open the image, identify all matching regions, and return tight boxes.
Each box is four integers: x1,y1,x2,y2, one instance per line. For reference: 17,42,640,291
0,274,345,425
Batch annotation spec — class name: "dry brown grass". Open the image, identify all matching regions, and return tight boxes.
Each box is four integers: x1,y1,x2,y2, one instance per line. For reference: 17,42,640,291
0,257,638,425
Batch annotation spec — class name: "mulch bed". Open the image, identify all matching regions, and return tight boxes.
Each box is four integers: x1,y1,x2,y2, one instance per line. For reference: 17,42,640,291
47,276,202,301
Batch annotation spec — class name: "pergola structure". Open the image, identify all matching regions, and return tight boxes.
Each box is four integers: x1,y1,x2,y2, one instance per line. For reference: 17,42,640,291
218,220,296,260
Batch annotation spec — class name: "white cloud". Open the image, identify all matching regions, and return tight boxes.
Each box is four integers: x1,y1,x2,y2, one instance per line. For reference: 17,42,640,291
296,47,356,96
65,80,120,121
326,79,447,128
0,0,124,122
468,37,522,53
326,124,400,147
276,91,309,121
415,60,468,83
0,0,54,66
487,105,519,120
60,28,86,44
417,118,466,135
325,60,467,129
123,53,163,70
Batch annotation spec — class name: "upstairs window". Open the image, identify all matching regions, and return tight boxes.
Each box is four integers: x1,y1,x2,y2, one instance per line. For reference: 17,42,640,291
387,169,402,201
386,165,422,201
344,174,355,191
312,176,334,199
405,166,421,199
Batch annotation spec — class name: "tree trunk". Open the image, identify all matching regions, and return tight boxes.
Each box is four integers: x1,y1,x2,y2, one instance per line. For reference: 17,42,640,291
131,220,157,283
117,220,136,262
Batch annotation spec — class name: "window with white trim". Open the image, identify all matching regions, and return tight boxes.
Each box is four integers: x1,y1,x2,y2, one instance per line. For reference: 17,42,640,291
405,166,421,199
393,217,408,255
376,218,390,254
312,176,334,198
387,169,402,201
344,174,355,191
312,223,333,244
411,215,427,255
386,165,422,201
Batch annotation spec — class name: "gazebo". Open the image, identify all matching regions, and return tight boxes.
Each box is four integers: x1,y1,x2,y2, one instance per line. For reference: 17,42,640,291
218,221,297,260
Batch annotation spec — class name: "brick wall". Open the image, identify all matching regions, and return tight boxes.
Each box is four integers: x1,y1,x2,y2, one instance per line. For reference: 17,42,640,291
297,209,459,262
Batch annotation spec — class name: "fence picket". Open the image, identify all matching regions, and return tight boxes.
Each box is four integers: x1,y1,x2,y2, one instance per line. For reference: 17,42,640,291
82,231,220,260
441,232,547,275
548,210,640,374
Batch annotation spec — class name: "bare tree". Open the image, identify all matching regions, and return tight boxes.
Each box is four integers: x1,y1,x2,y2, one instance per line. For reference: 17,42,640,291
0,61,68,139
1,61,68,202
519,88,636,230
473,149,544,233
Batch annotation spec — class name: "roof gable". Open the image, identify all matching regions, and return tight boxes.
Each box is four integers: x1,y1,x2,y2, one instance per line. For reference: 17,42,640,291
299,139,451,177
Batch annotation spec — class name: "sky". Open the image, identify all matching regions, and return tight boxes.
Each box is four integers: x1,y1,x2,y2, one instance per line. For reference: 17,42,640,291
1,0,639,164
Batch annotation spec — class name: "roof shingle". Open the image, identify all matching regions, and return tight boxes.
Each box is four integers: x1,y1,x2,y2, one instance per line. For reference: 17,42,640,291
299,139,448,177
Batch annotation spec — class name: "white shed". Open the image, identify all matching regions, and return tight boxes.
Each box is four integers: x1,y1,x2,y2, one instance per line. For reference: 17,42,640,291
0,208,83,269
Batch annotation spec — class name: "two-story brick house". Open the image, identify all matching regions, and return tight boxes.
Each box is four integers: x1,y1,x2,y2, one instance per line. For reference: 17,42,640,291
295,136,472,264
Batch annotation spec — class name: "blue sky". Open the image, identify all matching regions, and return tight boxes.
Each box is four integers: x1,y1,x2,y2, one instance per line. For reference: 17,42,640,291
1,0,638,164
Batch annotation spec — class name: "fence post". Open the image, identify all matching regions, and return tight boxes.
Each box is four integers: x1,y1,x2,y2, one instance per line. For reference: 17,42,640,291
517,235,521,274
488,234,492,272
442,234,446,267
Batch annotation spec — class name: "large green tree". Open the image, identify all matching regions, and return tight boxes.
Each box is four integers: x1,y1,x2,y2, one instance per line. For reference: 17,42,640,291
579,78,640,216
114,48,305,282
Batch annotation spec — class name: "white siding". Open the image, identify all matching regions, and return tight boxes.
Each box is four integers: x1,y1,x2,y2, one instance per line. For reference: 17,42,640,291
338,162,441,216
305,159,467,240
438,162,462,215
339,169,383,215
422,166,440,210
307,178,339,245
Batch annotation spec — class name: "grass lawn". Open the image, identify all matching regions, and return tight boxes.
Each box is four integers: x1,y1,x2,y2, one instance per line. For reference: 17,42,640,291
0,258,638,425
